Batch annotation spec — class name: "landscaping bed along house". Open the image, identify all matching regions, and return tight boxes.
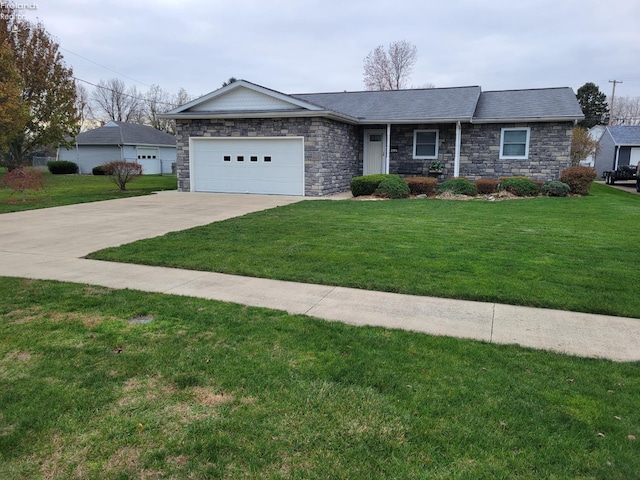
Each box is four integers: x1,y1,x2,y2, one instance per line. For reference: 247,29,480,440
350,166,597,200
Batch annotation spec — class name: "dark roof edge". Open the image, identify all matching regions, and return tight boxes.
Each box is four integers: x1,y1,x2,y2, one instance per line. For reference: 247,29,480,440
292,85,482,96
472,115,583,124
159,109,360,124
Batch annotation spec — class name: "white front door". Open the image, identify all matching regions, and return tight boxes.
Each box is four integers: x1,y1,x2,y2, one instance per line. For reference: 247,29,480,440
363,129,386,175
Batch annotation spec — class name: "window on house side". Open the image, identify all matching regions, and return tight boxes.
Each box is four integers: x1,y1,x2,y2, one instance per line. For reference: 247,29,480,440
250,156,258,162
500,128,530,159
224,156,231,162
264,156,272,162
413,130,438,159
237,156,244,162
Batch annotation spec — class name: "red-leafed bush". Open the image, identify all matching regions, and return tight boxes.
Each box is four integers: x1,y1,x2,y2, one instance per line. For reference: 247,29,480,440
1,167,45,202
103,161,143,191
405,177,438,196
559,166,597,196
475,179,498,194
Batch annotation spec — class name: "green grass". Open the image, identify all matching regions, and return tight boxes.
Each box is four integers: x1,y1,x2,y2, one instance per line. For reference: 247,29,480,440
1,277,639,479
0,170,176,213
89,183,640,319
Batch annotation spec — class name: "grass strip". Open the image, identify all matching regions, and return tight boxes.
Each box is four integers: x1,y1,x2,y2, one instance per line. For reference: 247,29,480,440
1,277,639,478
88,183,640,318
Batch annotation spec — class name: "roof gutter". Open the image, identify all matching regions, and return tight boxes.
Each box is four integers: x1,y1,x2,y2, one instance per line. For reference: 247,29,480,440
159,110,360,124
356,117,472,125
471,116,584,124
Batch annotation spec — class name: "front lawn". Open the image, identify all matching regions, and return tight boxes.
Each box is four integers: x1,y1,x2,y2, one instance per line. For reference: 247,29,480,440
1,277,638,479
89,183,640,318
0,170,176,213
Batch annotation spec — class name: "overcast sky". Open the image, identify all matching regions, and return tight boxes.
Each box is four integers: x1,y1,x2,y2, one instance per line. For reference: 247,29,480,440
21,0,640,102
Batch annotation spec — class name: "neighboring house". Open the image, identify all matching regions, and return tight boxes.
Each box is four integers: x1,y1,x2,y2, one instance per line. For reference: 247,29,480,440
161,80,584,196
58,121,177,174
593,126,640,177
580,125,607,167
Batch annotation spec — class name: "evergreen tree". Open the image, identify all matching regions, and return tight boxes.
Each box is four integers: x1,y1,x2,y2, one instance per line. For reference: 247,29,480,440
576,82,608,128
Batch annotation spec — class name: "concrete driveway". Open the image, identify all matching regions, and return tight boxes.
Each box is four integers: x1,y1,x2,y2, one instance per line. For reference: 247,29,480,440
0,191,302,258
1,191,640,362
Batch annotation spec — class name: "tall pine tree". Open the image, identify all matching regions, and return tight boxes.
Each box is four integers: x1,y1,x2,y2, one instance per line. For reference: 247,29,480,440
576,82,609,128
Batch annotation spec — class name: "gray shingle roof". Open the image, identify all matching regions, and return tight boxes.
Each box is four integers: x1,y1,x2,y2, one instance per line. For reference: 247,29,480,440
607,126,640,145
292,86,482,122
165,80,584,124
473,87,584,121
75,121,176,146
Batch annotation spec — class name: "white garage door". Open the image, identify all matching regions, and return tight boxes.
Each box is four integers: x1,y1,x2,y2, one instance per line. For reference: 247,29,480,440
190,137,304,195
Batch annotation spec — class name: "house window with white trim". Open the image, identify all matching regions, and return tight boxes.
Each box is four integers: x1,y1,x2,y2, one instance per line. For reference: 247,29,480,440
500,127,530,159
413,130,439,159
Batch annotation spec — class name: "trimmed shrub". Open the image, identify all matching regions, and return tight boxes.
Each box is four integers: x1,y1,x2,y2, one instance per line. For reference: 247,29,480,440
374,175,410,199
475,179,498,194
559,165,597,195
541,180,571,197
405,177,438,196
498,177,539,197
47,160,78,174
437,178,477,196
350,174,391,197
92,165,108,175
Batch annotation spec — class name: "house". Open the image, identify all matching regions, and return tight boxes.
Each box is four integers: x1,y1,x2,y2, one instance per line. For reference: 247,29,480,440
161,80,584,196
58,121,177,174
593,126,640,177
580,125,607,167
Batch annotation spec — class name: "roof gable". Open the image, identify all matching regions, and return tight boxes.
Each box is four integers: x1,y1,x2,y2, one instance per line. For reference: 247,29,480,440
607,126,640,145
168,80,324,115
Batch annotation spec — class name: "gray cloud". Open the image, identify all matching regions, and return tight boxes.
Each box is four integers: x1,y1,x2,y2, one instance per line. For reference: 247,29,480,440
24,0,640,100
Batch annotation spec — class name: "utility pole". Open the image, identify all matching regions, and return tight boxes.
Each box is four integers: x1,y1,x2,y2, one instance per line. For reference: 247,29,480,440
608,79,623,125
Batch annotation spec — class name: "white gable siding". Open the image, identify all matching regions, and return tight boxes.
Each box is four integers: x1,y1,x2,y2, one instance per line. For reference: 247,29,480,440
190,87,299,112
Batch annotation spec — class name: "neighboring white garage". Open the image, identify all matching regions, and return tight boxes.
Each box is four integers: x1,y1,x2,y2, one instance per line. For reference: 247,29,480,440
190,137,305,195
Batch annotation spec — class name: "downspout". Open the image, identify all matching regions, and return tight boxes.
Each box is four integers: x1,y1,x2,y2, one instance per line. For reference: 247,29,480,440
454,121,462,177
386,123,391,173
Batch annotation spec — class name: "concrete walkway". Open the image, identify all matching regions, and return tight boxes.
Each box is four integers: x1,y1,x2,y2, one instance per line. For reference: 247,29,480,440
1,191,639,362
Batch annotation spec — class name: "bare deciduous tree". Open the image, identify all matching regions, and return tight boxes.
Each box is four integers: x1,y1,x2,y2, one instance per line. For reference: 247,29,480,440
363,40,418,90
74,82,93,132
610,96,640,126
145,84,172,132
83,78,192,133
91,78,143,123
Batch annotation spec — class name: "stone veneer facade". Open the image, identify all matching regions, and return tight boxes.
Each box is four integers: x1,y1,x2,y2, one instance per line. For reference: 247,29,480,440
458,122,574,181
382,121,574,181
176,118,574,196
175,117,360,196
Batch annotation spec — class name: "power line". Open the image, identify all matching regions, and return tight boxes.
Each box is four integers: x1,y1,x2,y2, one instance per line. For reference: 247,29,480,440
73,76,175,107
60,47,152,88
